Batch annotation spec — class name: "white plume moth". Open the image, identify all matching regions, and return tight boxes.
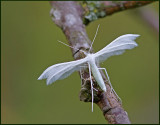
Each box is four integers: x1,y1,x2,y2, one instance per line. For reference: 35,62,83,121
38,25,140,112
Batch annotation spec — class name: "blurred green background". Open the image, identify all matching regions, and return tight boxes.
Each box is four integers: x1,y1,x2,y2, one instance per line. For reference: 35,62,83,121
1,1,159,124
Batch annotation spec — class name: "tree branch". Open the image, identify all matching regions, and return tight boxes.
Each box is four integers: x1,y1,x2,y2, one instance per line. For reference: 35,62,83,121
49,1,154,124
82,1,155,25
135,6,159,36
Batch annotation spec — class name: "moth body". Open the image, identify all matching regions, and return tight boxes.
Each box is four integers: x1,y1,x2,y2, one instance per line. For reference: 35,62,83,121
87,54,106,92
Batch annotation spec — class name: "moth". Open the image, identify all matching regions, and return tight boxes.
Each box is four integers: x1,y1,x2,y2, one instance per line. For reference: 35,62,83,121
38,25,140,111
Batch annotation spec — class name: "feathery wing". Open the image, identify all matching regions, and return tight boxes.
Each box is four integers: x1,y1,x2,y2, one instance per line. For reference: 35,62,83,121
94,34,140,62
38,58,87,85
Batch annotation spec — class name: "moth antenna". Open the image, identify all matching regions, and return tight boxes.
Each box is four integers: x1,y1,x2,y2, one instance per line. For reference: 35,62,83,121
57,40,86,54
89,24,100,53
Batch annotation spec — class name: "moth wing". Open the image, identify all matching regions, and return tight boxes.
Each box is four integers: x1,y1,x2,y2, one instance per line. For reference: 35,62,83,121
94,34,140,62
38,58,88,85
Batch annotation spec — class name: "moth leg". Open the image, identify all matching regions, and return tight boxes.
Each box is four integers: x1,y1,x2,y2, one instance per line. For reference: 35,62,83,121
93,88,98,92
98,68,122,103
79,65,88,86
79,68,84,86
88,63,94,112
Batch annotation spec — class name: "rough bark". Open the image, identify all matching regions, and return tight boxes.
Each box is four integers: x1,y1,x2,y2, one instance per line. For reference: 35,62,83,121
49,1,154,124
102,1,154,15
82,1,155,25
